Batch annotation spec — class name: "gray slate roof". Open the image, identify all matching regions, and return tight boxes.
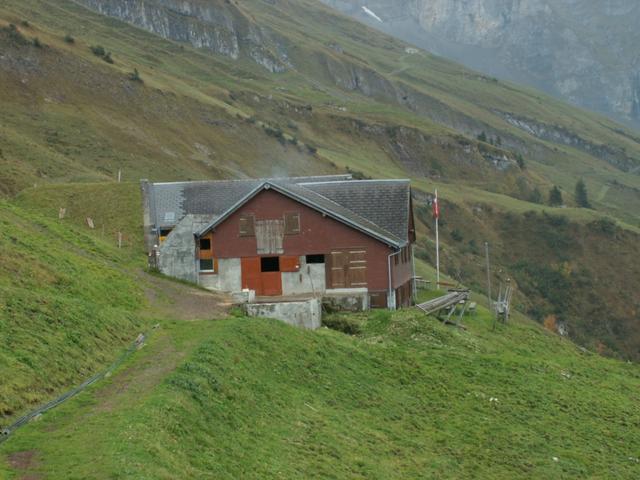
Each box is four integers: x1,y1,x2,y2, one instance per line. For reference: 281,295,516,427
146,175,411,247
302,180,411,245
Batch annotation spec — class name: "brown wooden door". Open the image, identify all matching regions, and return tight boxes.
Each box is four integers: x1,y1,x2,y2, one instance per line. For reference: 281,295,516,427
241,257,262,294
261,272,282,296
327,249,367,288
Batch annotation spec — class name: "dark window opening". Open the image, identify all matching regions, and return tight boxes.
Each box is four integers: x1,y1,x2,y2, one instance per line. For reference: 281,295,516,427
160,228,172,237
199,238,211,250
306,254,325,264
199,259,214,271
261,256,280,272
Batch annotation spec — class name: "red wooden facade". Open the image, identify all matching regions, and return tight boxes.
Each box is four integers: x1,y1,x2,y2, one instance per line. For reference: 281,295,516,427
207,189,414,305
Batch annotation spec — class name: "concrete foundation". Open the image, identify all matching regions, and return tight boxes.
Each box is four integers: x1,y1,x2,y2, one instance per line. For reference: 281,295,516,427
244,298,321,329
323,288,369,312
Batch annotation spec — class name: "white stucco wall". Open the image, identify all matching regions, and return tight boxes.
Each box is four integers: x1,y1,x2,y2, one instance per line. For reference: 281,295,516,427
281,256,326,296
199,258,242,292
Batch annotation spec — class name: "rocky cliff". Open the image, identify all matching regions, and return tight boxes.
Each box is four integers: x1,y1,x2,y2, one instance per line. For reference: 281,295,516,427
76,0,290,72
323,0,640,127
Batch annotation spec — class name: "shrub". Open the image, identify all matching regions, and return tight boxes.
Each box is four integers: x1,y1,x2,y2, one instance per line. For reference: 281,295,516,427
3,24,29,45
346,167,371,180
64,34,75,44
477,131,487,143
451,229,463,242
306,144,318,154
128,68,143,83
21,20,30,28
529,187,542,204
516,153,525,169
322,314,362,335
589,217,616,235
543,314,558,333
90,45,106,56
32,37,42,48
90,45,114,63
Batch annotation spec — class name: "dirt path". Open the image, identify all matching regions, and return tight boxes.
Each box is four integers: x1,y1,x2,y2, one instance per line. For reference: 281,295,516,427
3,271,232,479
7,450,41,480
141,271,233,321
93,272,233,411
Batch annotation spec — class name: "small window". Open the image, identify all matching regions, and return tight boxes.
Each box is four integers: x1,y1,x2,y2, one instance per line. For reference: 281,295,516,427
239,214,255,237
199,238,211,250
284,212,301,235
306,254,325,264
261,256,280,272
199,259,214,272
159,228,173,243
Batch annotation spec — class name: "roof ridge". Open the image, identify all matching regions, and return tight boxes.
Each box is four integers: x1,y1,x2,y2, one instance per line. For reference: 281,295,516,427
299,179,410,185
151,175,351,187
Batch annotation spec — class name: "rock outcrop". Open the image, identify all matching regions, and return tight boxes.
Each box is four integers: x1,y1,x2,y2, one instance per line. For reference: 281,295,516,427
322,0,640,127
76,0,290,72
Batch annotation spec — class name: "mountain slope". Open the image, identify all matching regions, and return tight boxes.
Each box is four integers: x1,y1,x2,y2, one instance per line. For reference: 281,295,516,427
0,0,639,358
2,311,639,479
321,0,640,127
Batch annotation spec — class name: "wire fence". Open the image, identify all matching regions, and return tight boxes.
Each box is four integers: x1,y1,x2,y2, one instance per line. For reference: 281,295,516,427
1,331,150,445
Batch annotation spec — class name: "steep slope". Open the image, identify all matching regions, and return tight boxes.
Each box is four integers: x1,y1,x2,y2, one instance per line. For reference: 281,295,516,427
321,0,640,127
2,312,639,479
0,199,144,419
2,0,640,208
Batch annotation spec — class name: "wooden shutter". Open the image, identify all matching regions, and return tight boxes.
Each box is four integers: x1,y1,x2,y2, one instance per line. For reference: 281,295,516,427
280,256,300,272
239,214,255,237
327,250,347,288
284,212,301,234
347,249,367,287
256,219,284,254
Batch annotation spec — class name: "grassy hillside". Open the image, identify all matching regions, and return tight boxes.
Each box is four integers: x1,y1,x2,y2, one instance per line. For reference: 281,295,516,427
0,1,638,477
2,309,639,479
0,0,639,217
0,200,144,418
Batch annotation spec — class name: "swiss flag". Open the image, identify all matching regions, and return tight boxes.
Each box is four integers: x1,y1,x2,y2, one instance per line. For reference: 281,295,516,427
432,190,440,219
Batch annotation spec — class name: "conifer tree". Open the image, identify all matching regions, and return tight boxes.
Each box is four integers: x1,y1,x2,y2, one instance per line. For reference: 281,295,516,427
549,186,563,206
575,179,591,208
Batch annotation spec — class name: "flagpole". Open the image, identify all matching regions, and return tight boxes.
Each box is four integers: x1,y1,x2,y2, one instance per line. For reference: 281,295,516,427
435,189,440,288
